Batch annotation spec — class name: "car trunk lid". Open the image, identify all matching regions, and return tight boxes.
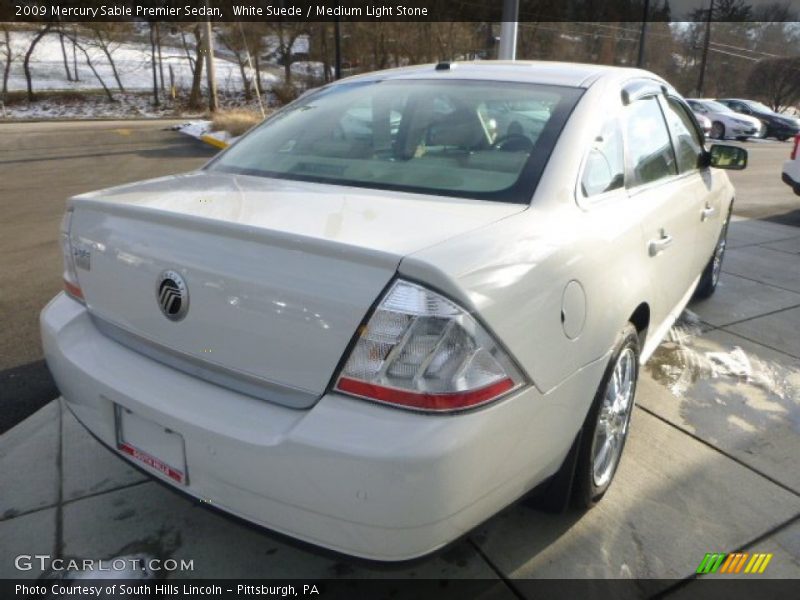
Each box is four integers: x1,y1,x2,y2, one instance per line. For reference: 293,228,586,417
68,171,525,408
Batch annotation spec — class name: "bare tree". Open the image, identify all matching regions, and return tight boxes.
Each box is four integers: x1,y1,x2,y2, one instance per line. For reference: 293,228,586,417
1,25,14,102
269,21,306,83
187,25,204,109
149,22,159,106
307,22,332,83
746,57,800,111
155,22,165,93
85,22,131,92
57,26,73,81
71,24,79,81
218,23,253,100
23,23,52,102
61,31,116,102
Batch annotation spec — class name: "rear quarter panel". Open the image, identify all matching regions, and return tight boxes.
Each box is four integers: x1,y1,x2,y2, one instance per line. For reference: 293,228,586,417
400,201,654,395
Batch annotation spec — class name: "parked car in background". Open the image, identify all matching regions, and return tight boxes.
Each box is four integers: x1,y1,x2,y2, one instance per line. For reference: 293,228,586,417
687,98,762,140
42,62,747,561
717,98,800,141
694,112,713,137
782,134,800,195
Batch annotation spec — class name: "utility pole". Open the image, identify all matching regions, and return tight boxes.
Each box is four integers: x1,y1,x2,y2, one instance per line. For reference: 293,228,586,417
637,0,650,68
334,17,342,80
498,0,519,60
203,16,217,112
696,0,714,96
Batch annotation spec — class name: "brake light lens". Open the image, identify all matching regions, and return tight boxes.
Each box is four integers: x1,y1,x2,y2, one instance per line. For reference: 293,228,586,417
60,210,84,303
335,280,525,412
791,134,800,160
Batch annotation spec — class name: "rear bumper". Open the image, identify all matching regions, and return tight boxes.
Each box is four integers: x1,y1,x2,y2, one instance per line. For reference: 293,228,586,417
782,165,800,195
41,293,603,560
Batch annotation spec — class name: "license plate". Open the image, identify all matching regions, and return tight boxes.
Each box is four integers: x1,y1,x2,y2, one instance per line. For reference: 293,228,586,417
114,405,187,485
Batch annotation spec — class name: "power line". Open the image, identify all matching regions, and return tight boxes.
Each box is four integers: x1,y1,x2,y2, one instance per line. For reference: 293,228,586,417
516,20,796,62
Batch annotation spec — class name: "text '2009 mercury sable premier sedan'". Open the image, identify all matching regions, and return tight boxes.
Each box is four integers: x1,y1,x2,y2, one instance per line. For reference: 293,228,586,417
41,61,747,561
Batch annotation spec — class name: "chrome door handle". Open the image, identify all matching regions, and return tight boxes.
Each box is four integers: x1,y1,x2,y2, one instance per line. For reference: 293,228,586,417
701,206,717,221
648,232,674,256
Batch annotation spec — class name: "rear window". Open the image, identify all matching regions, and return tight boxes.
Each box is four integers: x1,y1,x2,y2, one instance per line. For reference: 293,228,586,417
208,79,583,203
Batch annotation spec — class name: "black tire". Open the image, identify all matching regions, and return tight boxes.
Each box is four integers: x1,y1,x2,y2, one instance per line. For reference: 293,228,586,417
736,136,748,142
711,121,726,140
694,210,731,300
572,323,640,509
778,136,790,142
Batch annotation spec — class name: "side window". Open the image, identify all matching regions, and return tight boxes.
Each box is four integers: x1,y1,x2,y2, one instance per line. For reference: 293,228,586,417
663,98,705,173
624,97,677,188
581,118,625,197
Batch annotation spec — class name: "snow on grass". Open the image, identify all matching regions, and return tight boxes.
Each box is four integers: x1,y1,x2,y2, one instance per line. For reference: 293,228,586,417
2,91,185,120
1,88,270,121
5,29,278,95
176,120,213,139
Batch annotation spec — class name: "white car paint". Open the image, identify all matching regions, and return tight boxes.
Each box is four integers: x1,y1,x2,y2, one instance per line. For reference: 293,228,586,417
686,98,763,140
41,61,738,560
694,112,712,136
782,135,800,195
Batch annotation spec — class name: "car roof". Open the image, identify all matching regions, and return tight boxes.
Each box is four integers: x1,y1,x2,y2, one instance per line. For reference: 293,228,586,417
334,60,662,90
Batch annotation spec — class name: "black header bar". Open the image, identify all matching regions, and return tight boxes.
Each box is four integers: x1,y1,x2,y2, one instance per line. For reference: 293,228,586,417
2,0,797,23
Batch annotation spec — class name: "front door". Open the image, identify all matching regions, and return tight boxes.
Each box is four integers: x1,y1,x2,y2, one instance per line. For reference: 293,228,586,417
622,95,700,339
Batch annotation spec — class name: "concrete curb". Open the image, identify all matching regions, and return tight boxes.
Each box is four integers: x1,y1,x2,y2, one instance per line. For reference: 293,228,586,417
199,134,229,149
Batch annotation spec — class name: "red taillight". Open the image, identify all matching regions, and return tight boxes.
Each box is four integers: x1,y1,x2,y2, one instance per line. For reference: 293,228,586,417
64,280,84,301
791,134,800,160
337,376,515,411
60,209,85,304
333,280,526,413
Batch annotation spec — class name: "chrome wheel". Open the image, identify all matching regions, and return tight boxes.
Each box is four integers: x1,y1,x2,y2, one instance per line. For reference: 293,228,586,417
591,347,636,488
711,232,726,287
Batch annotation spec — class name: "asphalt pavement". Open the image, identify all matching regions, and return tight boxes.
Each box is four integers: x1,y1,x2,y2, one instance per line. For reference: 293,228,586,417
726,139,800,226
0,121,216,432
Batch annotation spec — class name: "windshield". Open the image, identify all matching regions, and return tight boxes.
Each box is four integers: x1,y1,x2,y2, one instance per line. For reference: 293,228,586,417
698,100,733,113
208,79,583,203
743,100,773,113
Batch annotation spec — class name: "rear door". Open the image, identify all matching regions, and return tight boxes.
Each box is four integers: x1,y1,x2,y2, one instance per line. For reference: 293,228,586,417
622,95,699,336
660,95,724,275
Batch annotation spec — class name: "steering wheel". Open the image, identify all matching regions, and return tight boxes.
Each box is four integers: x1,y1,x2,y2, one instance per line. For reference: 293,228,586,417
491,133,534,152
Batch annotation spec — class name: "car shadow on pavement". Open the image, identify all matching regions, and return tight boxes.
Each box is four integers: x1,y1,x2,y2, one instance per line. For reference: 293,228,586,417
765,208,800,229
136,141,217,160
0,360,58,434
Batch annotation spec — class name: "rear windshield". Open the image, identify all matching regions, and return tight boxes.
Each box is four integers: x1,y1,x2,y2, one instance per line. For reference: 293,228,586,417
208,79,583,203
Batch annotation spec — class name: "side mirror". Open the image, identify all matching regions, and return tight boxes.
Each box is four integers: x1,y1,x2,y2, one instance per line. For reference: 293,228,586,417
707,144,748,170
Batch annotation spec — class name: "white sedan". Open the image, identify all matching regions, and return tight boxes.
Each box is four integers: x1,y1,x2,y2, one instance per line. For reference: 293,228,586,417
694,111,713,137
42,61,747,561
687,98,763,140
